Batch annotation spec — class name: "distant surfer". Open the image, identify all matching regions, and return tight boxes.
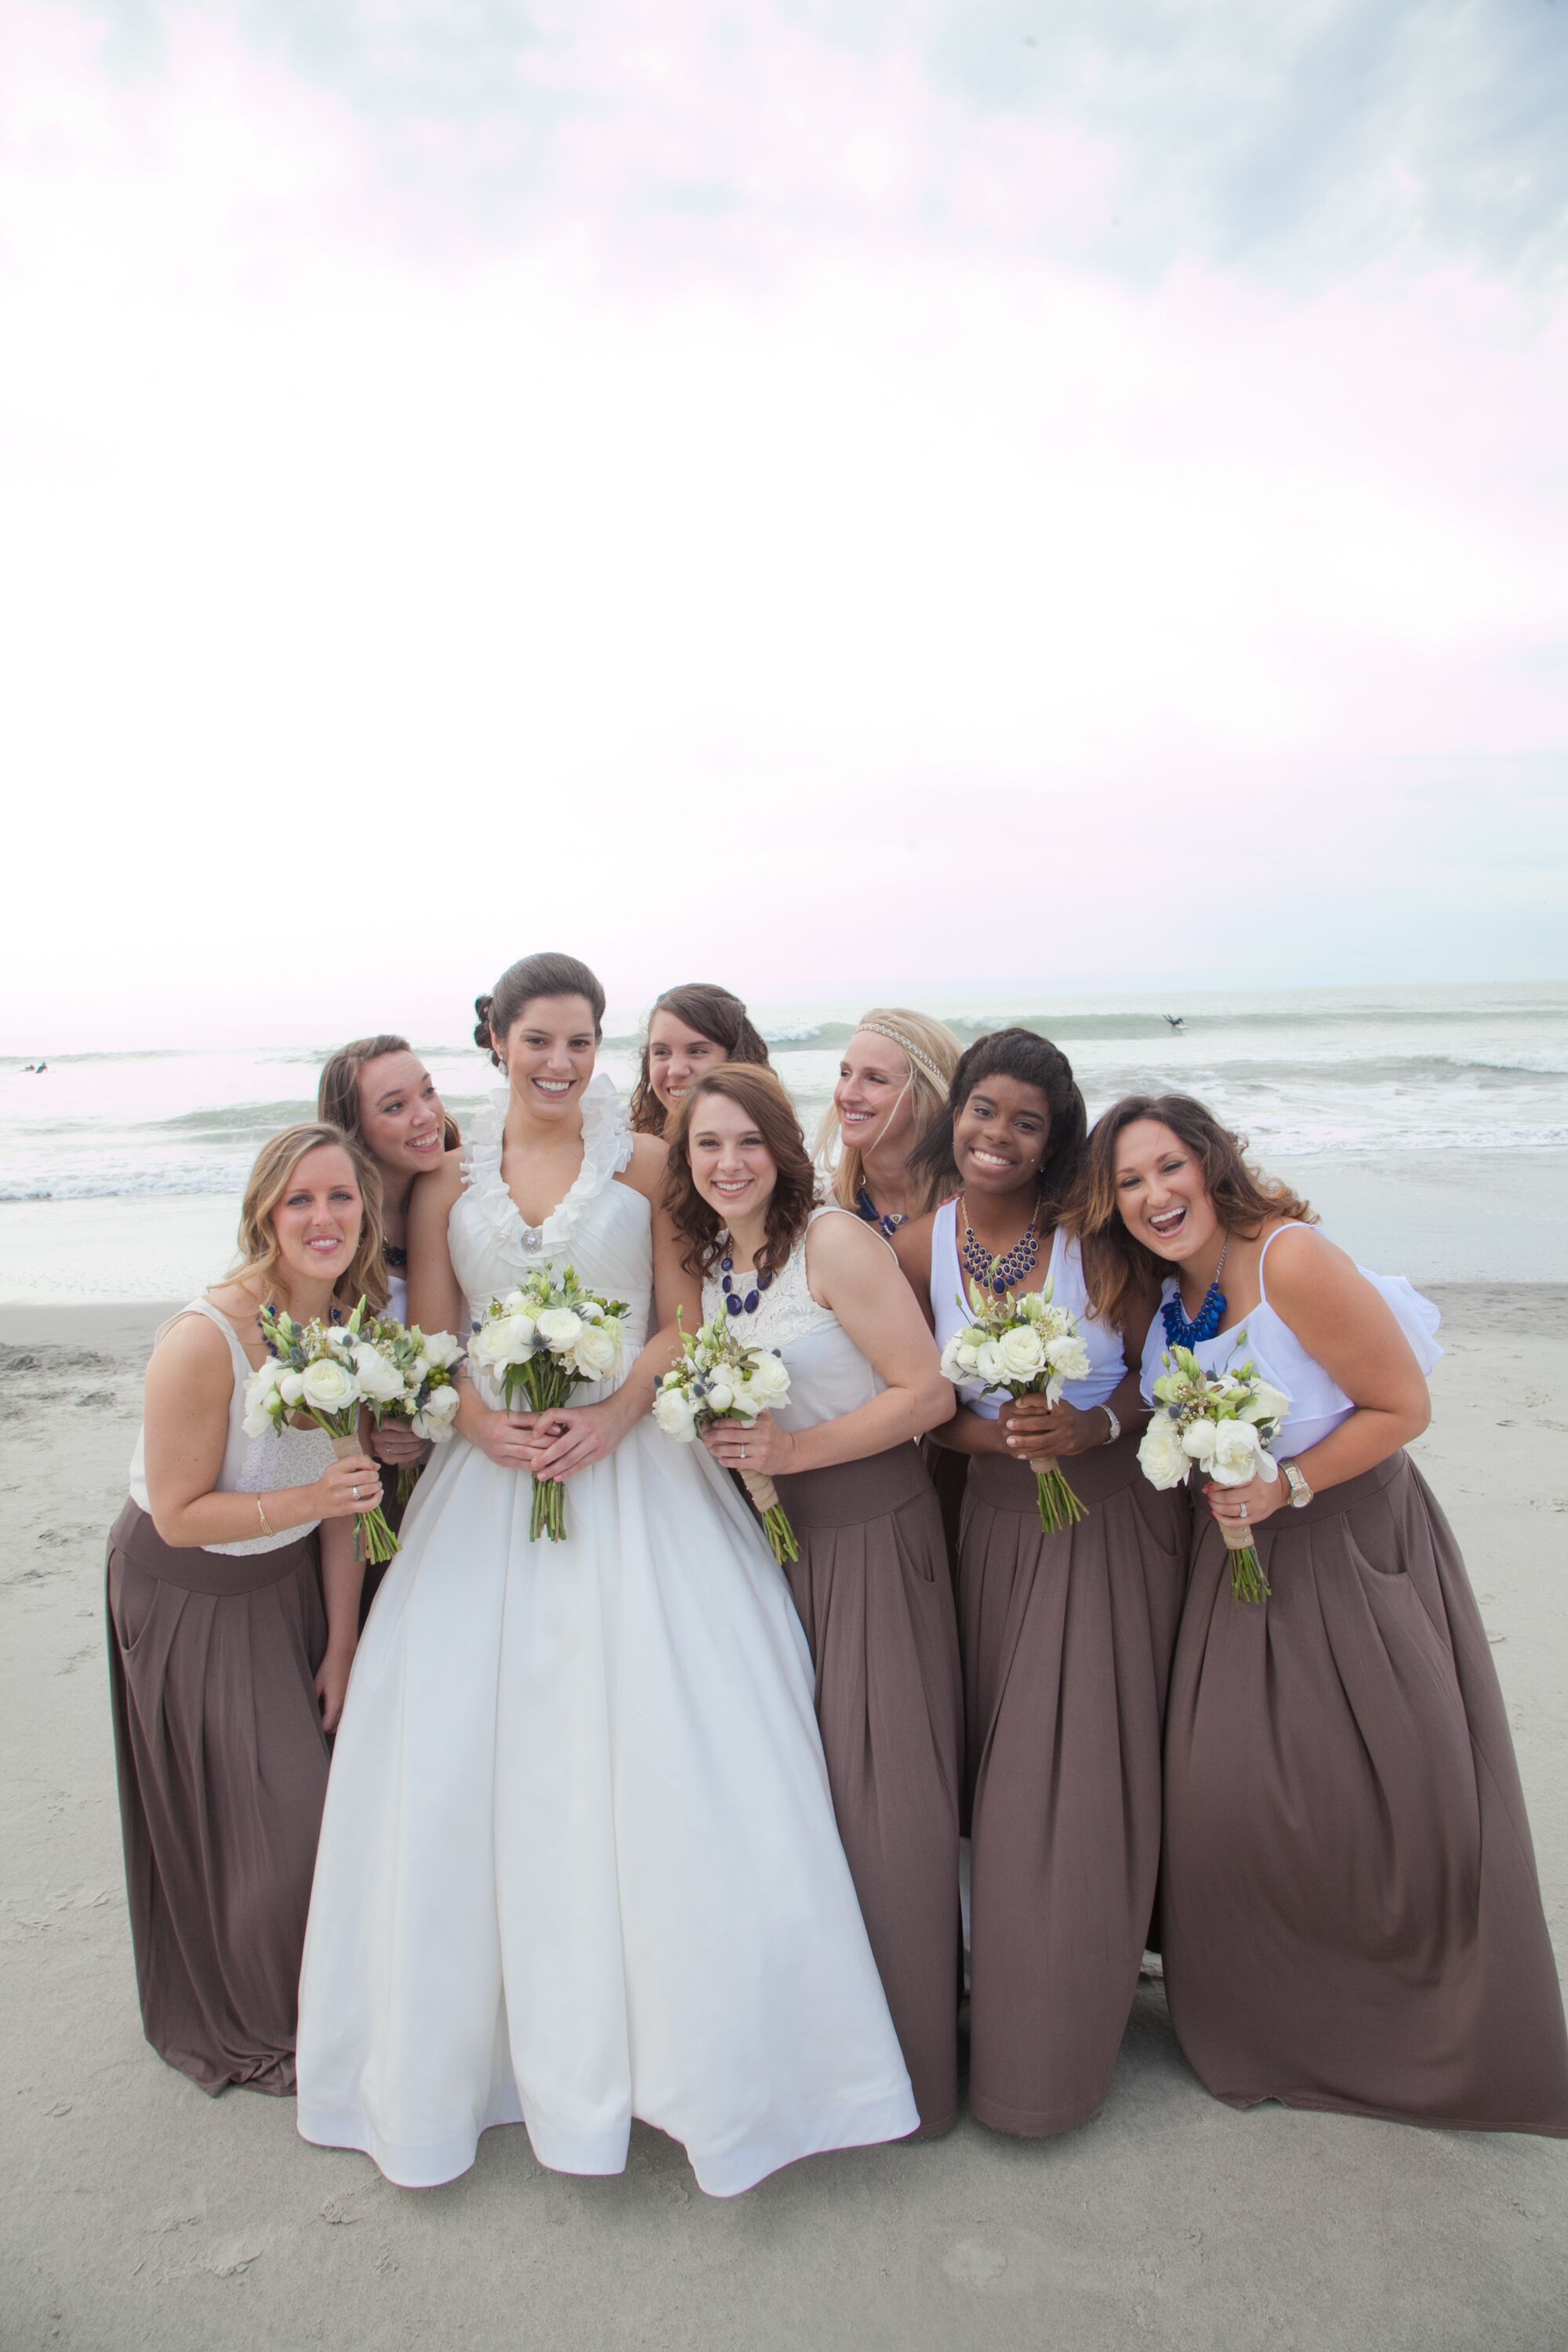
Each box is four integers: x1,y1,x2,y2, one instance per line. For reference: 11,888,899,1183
1162,1015,1185,1032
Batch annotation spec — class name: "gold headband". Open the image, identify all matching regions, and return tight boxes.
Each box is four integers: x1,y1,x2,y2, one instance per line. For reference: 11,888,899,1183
856,1022,947,1087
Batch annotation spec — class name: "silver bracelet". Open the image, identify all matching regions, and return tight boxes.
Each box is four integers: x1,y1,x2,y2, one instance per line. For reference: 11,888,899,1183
1101,1405,1121,1446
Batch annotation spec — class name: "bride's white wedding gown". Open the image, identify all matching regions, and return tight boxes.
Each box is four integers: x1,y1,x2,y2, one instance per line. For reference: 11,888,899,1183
296,1077,917,2193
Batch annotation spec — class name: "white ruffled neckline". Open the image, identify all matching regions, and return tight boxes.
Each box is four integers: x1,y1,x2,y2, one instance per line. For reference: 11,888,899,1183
460,1071,635,1265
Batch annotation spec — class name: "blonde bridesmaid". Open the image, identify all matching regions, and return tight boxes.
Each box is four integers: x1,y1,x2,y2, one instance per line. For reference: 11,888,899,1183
818,1008,962,1236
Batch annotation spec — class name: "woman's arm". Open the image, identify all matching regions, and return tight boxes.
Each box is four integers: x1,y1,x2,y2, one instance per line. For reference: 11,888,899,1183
313,1514,363,1732
141,1319,381,1548
703,1217,953,1479
1203,1227,1431,1530
407,1153,466,1338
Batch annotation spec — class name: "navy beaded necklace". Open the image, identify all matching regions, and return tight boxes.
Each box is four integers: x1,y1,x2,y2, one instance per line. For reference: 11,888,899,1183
1160,1235,1230,1347
855,1185,907,1239
720,1252,773,1316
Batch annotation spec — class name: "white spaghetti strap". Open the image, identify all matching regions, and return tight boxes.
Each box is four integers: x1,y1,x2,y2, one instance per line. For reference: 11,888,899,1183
1255,1222,1318,1306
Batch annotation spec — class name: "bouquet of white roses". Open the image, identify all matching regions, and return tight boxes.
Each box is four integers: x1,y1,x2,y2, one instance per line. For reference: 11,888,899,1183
652,1311,799,1565
466,1267,630,1541
940,1272,1093,1534
358,1316,465,1503
244,1295,400,1564
1138,1339,1290,1602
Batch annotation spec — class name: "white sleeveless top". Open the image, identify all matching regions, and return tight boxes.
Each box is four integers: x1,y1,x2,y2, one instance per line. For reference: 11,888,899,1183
928,1200,1125,1419
383,1265,408,1326
1139,1225,1444,1458
701,1207,884,1434
128,1298,333,1555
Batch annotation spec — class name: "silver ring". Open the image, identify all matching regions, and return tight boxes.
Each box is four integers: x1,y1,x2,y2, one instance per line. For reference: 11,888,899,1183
1239,1503,1248,1520
741,1445,748,1461
353,1485,361,1501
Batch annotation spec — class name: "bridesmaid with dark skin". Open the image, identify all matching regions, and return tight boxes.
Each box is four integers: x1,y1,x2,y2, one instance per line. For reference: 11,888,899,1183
895,1029,1187,2138
1077,1091,1568,2136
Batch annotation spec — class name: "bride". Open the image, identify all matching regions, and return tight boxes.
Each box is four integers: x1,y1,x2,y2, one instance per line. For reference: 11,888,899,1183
296,952,918,2194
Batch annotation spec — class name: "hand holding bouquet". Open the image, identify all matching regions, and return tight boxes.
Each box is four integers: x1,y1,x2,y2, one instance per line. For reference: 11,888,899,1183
652,1312,799,1565
467,1268,630,1541
358,1317,465,1503
244,1297,401,1564
940,1272,1093,1534
1138,1341,1290,1602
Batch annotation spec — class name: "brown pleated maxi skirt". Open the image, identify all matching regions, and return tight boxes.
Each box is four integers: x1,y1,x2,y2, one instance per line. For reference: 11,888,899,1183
772,1443,964,2138
1162,1452,1568,2135
960,1434,1190,2136
105,1498,330,2096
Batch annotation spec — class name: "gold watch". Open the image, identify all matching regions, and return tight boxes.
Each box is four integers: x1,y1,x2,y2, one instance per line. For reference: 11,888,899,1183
1280,1459,1312,1509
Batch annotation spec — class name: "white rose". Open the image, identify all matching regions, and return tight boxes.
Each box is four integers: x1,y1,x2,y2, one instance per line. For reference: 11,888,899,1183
352,1344,407,1405
241,1369,282,1438
1045,1334,1092,1381
742,1352,790,1409
1236,1380,1290,1428
1181,1419,1218,1467
301,1356,359,1414
571,1323,619,1380
974,1338,1009,1388
996,1326,1047,1381
1210,1419,1266,1485
535,1307,583,1350
278,1370,307,1406
652,1386,698,1441
413,1384,461,1440
706,1377,736,1414
1138,1417,1190,1490
419,1330,464,1370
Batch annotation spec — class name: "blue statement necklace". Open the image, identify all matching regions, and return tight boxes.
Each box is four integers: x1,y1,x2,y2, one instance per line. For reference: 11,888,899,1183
720,1253,774,1316
959,1198,1039,1295
856,1185,907,1239
1161,1234,1230,1347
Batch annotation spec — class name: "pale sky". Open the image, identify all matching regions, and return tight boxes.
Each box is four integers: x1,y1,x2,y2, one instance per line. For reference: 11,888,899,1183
2,0,1566,1051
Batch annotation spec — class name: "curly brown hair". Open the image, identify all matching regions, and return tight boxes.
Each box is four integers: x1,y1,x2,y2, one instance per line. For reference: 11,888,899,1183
909,1025,1088,1222
1069,1093,1316,1338
628,982,773,1136
663,1064,817,1283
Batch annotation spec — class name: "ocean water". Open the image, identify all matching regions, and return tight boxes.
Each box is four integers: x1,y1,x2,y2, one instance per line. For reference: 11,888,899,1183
3,982,1566,1301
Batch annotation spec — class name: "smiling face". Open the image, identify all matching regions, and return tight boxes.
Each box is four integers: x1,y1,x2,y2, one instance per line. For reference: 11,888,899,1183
647,1011,728,1118
495,993,599,1120
834,1032,915,1159
356,1049,446,1180
270,1144,364,1288
685,1090,779,1229
1111,1118,1224,1264
953,1072,1051,1198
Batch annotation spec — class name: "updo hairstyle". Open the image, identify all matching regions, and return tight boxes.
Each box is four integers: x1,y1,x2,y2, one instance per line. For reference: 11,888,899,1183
663,1063,818,1283
474,953,607,1069
627,982,772,1136
909,1025,1087,1222
318,1033,460,1152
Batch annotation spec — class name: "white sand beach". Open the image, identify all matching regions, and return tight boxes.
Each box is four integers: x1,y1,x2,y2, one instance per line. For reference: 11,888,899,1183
2,1290,1565,2352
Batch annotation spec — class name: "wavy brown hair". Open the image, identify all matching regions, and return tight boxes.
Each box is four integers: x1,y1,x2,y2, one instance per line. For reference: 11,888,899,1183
227,1123,388,1314
628,982,772,1136
1070,1092,1316,1338
663,1064,817,1283
318,1035,460,1155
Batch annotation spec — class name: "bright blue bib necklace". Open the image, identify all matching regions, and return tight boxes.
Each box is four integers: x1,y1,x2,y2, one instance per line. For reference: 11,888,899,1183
1160,1235,1229,1347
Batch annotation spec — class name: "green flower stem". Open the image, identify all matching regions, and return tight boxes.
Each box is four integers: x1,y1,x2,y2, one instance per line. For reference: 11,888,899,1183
1034,1463,1087,1537
1219,1519,1271,1602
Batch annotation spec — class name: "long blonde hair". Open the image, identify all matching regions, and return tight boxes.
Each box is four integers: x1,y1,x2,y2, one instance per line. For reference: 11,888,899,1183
227,1123,388,1313
817,1007,963,1216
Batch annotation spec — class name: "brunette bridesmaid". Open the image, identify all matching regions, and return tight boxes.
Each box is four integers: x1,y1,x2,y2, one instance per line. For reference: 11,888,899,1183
666,1065,964,2136
1080,1092,1568,2136
318,1035,459,1611
895,1029,1187,2138
105,1125,385,2094
627,982,771,1137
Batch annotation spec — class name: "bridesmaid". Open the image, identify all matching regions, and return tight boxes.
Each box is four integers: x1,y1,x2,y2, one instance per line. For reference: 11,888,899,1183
818,1007,962,1236
1080,1091,1568,2136
895,1028,1188,2138
318,1034,460,1613
105,1123,385,2095
666,1064,964,2137
627,982,771,1137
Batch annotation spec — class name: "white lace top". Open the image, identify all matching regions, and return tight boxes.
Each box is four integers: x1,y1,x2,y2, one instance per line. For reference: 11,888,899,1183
1140,1225,1443,1458
128,1298,333,1555
929,1202,1127,1420
700,1207,885,1434
448,1075,650,1409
